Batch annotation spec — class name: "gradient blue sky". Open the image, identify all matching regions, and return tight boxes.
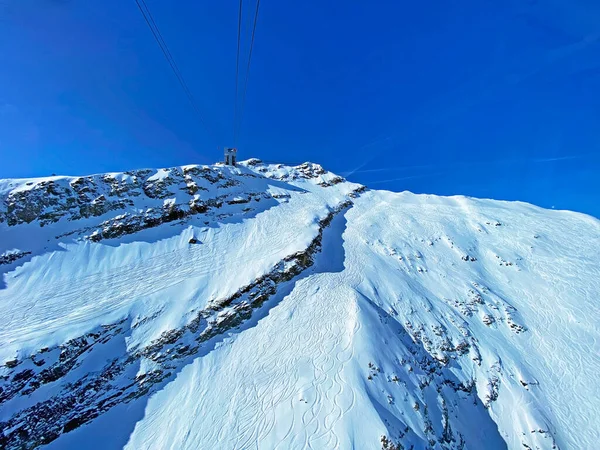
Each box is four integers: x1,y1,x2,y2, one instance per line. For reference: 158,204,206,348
1,0,599,216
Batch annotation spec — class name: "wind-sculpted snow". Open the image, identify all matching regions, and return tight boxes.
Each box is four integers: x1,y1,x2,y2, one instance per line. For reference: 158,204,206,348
0,161,598,449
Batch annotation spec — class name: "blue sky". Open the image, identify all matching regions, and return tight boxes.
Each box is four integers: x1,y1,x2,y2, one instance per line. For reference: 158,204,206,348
0,0,599,217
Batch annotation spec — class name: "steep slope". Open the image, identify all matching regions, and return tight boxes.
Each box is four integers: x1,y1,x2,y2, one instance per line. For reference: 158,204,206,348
0,160,598,450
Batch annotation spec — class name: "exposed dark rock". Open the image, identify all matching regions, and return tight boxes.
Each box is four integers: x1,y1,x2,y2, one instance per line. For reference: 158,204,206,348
482,314,495,326
12,369,34,383
0,165,263,227
348,185,368,198
381,435,403,450
4,359,19,369
227,196,250,205
318,176,345,187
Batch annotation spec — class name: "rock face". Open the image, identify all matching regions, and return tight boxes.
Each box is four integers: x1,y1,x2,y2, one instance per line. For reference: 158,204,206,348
0,162,341,244
2,165,239,230
0,250,31,266
0,160,598,450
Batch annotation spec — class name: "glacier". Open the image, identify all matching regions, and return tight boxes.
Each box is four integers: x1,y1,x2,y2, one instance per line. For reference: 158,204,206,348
0,159,598,449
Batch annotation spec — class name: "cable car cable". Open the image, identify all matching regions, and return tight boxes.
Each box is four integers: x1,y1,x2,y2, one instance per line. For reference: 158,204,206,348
237,0,261,144
134,0,219,145
233,0,244,146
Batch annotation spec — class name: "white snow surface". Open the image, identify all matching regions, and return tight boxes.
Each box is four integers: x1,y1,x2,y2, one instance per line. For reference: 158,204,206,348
0,160,599,449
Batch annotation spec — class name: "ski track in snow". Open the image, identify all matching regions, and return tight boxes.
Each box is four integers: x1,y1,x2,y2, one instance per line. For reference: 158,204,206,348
1,161,599,450
124,217,363,450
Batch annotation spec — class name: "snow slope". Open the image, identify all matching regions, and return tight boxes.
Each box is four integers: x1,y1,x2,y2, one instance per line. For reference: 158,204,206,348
0,160,598,450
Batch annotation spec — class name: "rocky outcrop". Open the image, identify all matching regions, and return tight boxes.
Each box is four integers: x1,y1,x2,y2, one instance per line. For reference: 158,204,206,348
1,162,351,244
1,166,244,227
0,250,31,265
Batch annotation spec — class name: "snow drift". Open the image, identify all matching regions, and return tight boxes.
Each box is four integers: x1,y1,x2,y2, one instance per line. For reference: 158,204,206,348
0,159,598,450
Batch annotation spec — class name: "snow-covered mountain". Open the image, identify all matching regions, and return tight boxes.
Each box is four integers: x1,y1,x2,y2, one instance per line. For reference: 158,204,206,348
0,159,598,450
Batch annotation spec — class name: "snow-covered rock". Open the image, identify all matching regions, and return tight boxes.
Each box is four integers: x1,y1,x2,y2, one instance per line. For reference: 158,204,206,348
0,160,598,450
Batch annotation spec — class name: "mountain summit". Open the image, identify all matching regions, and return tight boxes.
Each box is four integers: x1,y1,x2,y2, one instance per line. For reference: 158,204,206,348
0,160,598,449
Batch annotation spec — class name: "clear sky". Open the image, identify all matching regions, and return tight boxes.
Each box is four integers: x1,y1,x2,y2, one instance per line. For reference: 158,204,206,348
1,0,599,217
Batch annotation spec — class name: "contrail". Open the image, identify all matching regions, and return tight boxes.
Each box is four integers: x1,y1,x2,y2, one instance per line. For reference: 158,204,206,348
345,153,595,178
365,173,446,185
342,29,600,178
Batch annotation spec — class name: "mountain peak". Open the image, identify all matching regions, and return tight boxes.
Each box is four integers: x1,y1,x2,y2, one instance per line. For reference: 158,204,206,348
0,160,598,450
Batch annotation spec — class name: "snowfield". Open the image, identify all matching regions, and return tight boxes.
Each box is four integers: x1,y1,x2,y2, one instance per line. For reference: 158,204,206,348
0,160,598,450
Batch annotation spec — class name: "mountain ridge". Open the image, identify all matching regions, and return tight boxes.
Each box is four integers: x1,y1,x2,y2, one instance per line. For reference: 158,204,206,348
0,160,598,449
